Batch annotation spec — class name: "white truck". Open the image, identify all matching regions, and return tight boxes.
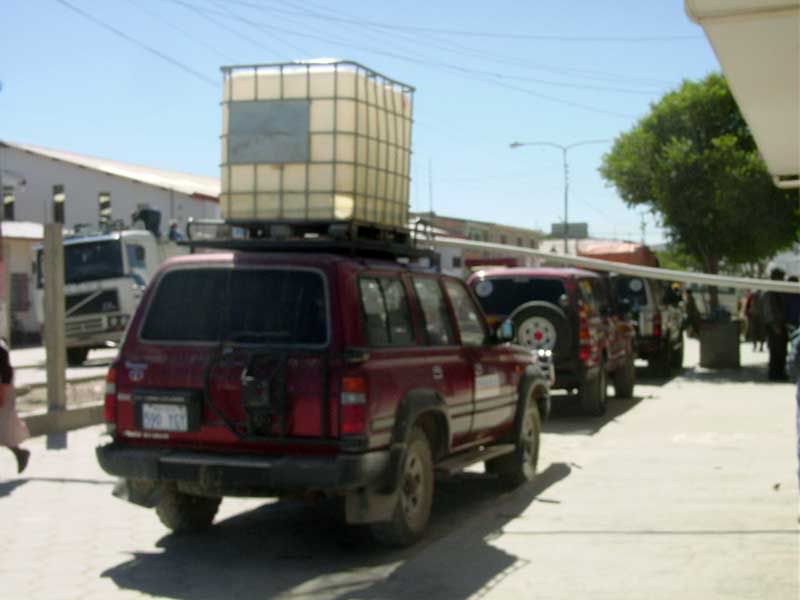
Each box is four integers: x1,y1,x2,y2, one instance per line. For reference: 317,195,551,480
34,225,185,365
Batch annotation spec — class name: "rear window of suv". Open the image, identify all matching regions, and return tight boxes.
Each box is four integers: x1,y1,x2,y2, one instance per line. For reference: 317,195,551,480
613,276,649,308
472,277,566,316
140,268,327,345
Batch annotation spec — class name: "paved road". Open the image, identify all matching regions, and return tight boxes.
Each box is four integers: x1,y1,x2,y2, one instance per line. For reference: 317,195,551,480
1,338,797,599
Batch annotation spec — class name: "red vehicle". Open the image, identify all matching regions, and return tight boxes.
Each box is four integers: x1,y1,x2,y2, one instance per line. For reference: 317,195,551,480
469,267,636,415
97,243,551,546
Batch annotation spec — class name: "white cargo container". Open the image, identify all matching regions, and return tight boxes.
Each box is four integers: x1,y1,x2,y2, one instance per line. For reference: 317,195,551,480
220,60,414,228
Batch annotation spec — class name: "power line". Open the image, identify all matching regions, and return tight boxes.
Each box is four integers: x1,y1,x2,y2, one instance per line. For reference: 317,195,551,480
225,0,701,43
228,0,679,87
188,3,639,119
52,0,217,87
120,0,239,63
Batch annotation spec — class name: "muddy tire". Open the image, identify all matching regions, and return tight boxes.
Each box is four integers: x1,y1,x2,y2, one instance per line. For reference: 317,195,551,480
613,353,635,399
486,396,541,488
156,484,221,533
371,426,434,547
580,361,607,416
650,343,672,378
67,347,89,367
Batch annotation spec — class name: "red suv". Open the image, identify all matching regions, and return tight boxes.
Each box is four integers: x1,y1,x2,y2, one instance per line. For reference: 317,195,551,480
469,267,636,415
97,248,551,546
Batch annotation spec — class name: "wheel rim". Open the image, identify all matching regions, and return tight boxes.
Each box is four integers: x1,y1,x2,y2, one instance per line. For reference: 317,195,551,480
520,403,539,479
517,316,557,352
400,448,427,528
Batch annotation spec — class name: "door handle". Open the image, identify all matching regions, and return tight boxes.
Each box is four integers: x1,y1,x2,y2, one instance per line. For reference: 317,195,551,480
432,365,443,381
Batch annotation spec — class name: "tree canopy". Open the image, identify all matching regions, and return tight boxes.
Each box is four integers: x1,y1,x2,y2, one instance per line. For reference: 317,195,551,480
600,73,799,277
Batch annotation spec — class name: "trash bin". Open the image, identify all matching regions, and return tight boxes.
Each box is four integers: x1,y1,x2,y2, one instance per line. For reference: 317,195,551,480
699,319,742,368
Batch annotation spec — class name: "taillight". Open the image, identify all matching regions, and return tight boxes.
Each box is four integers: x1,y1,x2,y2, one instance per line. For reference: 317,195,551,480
104,363,117,424
578,305,592,363
340,376,367,435
653,311,662,338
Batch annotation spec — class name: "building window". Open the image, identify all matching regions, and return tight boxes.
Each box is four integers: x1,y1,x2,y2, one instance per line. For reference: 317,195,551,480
2,186,14,221
98,192,111,226
10,273,30,311
500,234,507,245
52,185,65,224
517,237,523,247
452,256,462,268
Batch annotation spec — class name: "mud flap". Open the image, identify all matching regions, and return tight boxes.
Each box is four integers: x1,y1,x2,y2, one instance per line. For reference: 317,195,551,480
344,487,398,524
112,478,163,508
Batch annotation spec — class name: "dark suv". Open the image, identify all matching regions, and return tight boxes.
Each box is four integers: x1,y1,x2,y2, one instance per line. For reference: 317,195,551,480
468,267,636,415
96,248,551,546
610,275,684,376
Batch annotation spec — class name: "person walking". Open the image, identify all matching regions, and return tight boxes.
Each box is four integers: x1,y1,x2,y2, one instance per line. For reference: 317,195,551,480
0,339,30,473
763,268,789,381
745,290,767,351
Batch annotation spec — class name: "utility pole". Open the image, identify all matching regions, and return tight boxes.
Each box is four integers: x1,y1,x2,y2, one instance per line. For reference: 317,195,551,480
510,139,609,255
640,212,647,245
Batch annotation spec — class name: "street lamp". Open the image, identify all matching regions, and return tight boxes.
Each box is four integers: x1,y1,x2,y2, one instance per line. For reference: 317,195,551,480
510,139,609,254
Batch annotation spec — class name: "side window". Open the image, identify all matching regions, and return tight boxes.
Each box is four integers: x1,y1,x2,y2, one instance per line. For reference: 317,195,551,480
126,244,146,270
412,277,455,346
358,277,414,347
591,278,610,314
577,279,595,311
444,279,486,346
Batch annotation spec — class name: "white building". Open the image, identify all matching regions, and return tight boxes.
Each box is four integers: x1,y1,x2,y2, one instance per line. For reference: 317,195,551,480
0,141,220,232
0,141,221,344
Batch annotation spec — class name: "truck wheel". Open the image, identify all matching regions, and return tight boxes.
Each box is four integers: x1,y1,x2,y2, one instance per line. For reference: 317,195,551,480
371,426,434,547
486,395,541,487
67,347,89,367
650,343,672,378
580,361,607,416
613,353,635,399
155,484,221,533
509,301,572,359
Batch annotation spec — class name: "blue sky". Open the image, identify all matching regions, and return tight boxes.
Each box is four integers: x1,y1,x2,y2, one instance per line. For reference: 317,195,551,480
0,0,721,244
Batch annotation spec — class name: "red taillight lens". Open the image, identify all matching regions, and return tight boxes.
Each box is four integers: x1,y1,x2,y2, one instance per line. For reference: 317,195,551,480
340,376,366,435
103,364,117,423
578,305,592,363
653,311,662,338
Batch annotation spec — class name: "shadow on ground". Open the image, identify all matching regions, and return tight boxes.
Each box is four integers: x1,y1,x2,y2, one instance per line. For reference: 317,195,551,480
102,463,571,600
544,396,643,436
0,476,112,499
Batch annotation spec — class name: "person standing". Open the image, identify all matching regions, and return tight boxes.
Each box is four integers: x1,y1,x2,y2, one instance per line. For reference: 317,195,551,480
0,339,30,473
763,268,788,381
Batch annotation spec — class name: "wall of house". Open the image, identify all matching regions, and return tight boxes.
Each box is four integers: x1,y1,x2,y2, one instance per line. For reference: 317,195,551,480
3,237,40,338
1,147,219,234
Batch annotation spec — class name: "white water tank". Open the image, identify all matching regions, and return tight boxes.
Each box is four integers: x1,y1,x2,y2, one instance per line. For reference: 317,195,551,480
219,60,414,228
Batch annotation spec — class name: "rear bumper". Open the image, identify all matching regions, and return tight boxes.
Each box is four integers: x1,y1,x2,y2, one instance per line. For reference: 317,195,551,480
96,440,392,494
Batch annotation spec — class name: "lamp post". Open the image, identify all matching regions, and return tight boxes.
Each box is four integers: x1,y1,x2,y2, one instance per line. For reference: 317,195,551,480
510,139,609,254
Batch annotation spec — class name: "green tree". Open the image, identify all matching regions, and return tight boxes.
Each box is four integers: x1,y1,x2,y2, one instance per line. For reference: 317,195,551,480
600,73,799,308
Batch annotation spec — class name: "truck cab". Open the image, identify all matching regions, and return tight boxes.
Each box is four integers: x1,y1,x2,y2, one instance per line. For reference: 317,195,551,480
34,228,182,366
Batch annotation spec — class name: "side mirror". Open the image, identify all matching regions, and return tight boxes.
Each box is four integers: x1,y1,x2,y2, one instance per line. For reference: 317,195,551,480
495,319,515,343
558,294,569,310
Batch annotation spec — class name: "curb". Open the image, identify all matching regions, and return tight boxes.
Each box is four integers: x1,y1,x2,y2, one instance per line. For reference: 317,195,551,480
22,402,104,437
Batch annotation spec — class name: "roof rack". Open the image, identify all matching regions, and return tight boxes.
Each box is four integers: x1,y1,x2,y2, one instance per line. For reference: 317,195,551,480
182,218,438,263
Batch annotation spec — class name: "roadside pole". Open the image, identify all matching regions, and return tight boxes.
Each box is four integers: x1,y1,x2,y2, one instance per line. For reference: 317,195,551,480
43,223,66,419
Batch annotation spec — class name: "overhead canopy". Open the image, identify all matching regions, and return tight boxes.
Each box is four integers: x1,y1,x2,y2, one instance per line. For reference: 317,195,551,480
685,0,800,188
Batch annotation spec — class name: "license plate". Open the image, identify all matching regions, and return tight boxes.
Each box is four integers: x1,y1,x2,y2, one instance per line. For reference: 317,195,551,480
141,403,188,432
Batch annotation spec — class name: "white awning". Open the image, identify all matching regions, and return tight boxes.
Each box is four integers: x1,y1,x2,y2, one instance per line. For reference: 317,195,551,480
685,0,800,189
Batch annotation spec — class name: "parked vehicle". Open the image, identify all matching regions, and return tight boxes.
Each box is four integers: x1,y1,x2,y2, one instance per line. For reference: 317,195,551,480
468,267,636,416
610,276,684,376
33,208,184,366
96,238,551,546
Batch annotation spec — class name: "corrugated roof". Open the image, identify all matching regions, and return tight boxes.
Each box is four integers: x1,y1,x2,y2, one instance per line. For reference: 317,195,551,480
2,141,220,199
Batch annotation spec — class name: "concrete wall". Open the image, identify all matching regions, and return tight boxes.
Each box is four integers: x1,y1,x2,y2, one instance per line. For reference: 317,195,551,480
1,146,219,233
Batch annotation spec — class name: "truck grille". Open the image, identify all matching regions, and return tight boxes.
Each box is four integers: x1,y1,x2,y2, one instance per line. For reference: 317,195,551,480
66,290,120,316
66,318,105,334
